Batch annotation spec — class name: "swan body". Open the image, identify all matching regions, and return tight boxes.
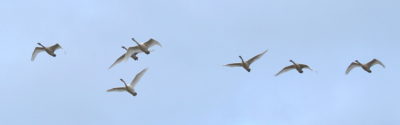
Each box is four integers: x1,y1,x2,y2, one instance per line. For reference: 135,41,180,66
225,50,267,72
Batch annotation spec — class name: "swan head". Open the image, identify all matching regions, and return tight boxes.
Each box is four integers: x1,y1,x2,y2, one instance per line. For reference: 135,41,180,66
131,38,137,42
355,60,360,63
37,43,43,46
131,38,140,44
238,56,244,60
289,60,294,63
132,55,139,60
132,92,137,96
246,69,251,72
120,79,128,86
132,55,138,60
51,54,56,57
144,51,150,54
299,70,304,73
121,46,128,50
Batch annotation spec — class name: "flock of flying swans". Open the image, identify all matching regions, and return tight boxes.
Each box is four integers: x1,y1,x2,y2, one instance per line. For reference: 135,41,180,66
31,38,386,96
223,50,385,75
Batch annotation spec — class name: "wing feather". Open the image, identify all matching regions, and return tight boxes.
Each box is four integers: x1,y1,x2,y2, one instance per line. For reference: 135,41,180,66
366,59,385,68
224,63,243,67
130,68,148,87
31,47,45,61
143,38,162,48
275,65,296,76
109,54,125,69
246,50,267,65
107,87,127,92
123,46,141,62
345,62,362,74
49,43,62,52
299,64,312,71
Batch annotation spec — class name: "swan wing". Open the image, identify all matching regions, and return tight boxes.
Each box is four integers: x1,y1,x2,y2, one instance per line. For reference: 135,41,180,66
107,87,127,92
130,68,148,87
299,64,312,71
143,38,162,48
224,63,243,67
49,43,62,52
123,46,141,62
275,65,296,76
345,62,362,74
31,47,45,61
366,59,385,68
246,50,267,65
109,54,125,69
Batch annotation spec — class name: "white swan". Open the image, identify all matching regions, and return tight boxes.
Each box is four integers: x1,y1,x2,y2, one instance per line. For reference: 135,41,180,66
275,60,312,76
225,50,267,72
31,43,62,61
108,46,139,69
345,59,385,74
123,38,162,61
107,68,148,96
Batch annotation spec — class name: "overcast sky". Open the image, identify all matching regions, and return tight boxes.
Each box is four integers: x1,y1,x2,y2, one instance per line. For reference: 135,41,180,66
1,0,400,125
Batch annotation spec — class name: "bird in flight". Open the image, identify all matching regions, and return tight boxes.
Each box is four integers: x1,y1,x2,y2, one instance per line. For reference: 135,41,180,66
107,68,148,96
31,43,62,61
109,46,139,69
345,59,385,74
224,50,267,72
275,60,312,76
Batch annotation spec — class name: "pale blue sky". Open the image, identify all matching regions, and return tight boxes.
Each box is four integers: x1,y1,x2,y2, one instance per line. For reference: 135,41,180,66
1,0,400,125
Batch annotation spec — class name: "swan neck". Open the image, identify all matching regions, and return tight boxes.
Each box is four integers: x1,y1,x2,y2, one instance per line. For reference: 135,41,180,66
122,46,128,50
134,41,140,45
239,56,245,64
120,79,129,87
38,43,45,48
132,38,140,45
290,60,297,65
